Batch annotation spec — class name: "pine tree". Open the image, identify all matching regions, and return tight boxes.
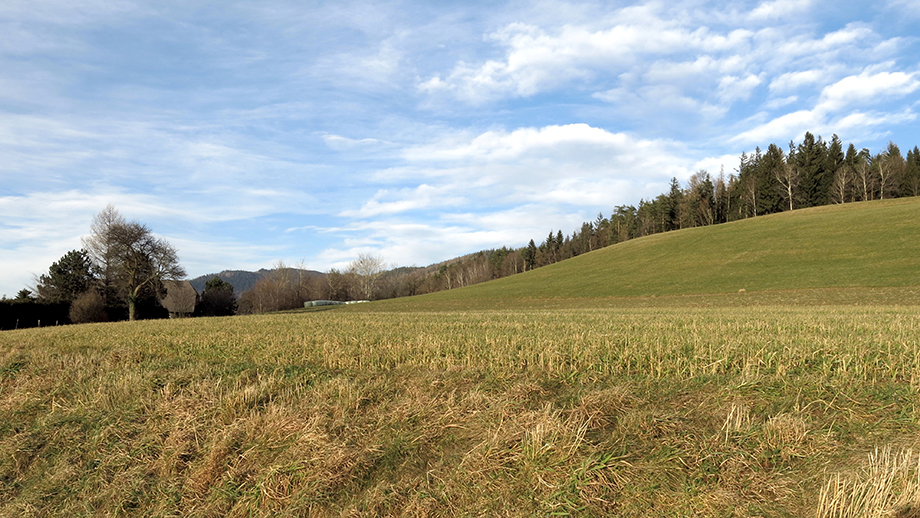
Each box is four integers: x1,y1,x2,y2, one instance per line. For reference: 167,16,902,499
198,276,237,316
754,145,783,214
906,146,920,197
665,178,683,230
35,249,96,303
795,132,828,207
523,240,537,271
824,135,845,203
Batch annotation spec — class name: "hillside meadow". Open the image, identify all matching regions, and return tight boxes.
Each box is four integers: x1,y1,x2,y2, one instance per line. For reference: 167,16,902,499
393,197,920,307
4,199,920,516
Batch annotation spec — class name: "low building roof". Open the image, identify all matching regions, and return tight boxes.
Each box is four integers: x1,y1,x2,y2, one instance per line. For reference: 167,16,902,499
160,280,198,314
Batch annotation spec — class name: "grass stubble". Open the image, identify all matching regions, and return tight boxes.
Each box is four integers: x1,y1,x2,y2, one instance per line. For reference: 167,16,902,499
3,294,920,516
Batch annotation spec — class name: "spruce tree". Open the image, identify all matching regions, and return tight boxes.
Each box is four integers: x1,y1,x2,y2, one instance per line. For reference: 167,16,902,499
35,249,96,303
795,132,828,207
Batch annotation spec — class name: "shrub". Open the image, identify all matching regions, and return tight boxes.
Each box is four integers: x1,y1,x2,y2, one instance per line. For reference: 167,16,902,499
69,290,108,324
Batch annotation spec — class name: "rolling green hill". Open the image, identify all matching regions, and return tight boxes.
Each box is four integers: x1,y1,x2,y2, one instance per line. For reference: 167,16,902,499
394,198,920,307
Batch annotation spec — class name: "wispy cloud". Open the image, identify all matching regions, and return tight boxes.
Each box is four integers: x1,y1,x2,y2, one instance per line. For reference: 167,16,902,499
816,69,920,112
340,184,467,218
748,0,814,21
733,65,920,143
418,16,742,104
354,124,693,230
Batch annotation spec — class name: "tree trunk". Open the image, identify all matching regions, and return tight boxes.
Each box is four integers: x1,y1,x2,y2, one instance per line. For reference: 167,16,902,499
127,293,137,321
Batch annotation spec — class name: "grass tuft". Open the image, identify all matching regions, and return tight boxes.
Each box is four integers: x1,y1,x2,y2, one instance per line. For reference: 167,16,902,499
817,447,920,518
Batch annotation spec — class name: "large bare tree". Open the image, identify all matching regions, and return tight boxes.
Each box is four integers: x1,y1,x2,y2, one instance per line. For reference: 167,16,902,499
830,163,852,204
348,253,386,301
82,205,186,321
774,161,799,212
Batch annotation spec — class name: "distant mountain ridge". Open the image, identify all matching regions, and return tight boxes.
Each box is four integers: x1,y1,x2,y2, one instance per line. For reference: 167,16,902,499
188,269,323,295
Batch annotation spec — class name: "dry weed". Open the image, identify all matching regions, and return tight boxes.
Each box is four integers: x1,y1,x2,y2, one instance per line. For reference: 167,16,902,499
817,446,920,518
722,401,752,441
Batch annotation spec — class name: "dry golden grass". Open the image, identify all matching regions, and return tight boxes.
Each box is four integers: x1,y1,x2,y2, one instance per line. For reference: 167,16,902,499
817,447,920,518
2,302,920,516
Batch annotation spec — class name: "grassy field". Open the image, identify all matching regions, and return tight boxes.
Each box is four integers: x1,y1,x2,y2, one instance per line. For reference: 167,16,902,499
394,198,920,307
4,200,920,516
4,299,920,516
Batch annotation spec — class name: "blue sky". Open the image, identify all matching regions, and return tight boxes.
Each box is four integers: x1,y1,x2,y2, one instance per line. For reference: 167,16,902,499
2,0,919,297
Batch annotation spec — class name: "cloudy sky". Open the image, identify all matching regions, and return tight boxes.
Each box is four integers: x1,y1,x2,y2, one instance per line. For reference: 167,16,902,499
2,0,919,297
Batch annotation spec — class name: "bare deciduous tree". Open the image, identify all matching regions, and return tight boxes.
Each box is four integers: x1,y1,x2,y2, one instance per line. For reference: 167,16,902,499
348,253,387,300
82,205,186,321
876,143,906,201
774,161,799,211
830,164,851,204
237,262,327,314
854,151,874,201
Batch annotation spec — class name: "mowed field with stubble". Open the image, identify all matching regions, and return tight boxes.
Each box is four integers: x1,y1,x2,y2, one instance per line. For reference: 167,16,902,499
5,199,920,517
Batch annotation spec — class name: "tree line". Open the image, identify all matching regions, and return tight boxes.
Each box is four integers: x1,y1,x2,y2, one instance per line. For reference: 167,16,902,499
7,133,918,323
234,253,393,313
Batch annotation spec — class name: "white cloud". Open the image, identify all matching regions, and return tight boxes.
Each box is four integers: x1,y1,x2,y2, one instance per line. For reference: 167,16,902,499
834,109,918,135
417,75,449,94
416,4,909,150
731,65,920,145
417,17,749,104
749,0,813,21
692,154,743,176
529,177,637,206
340,184,467,218
404,123,683,170
313,220,493,269
769,69,829,93
417,6,883,113
718,74,762,103
817,70,920,112
886,0,920,16
731,109,820,144
731,106,918,146
311,32,409,90
774,24,876,62
764,95,798,110
359,37,404,78
316,208,587,270
347,124,692,232
443,205,582,237
321,133,384,151
593,84,728,125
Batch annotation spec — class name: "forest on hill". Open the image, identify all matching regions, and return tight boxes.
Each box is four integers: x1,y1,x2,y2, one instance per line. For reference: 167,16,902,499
368,133,920,296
